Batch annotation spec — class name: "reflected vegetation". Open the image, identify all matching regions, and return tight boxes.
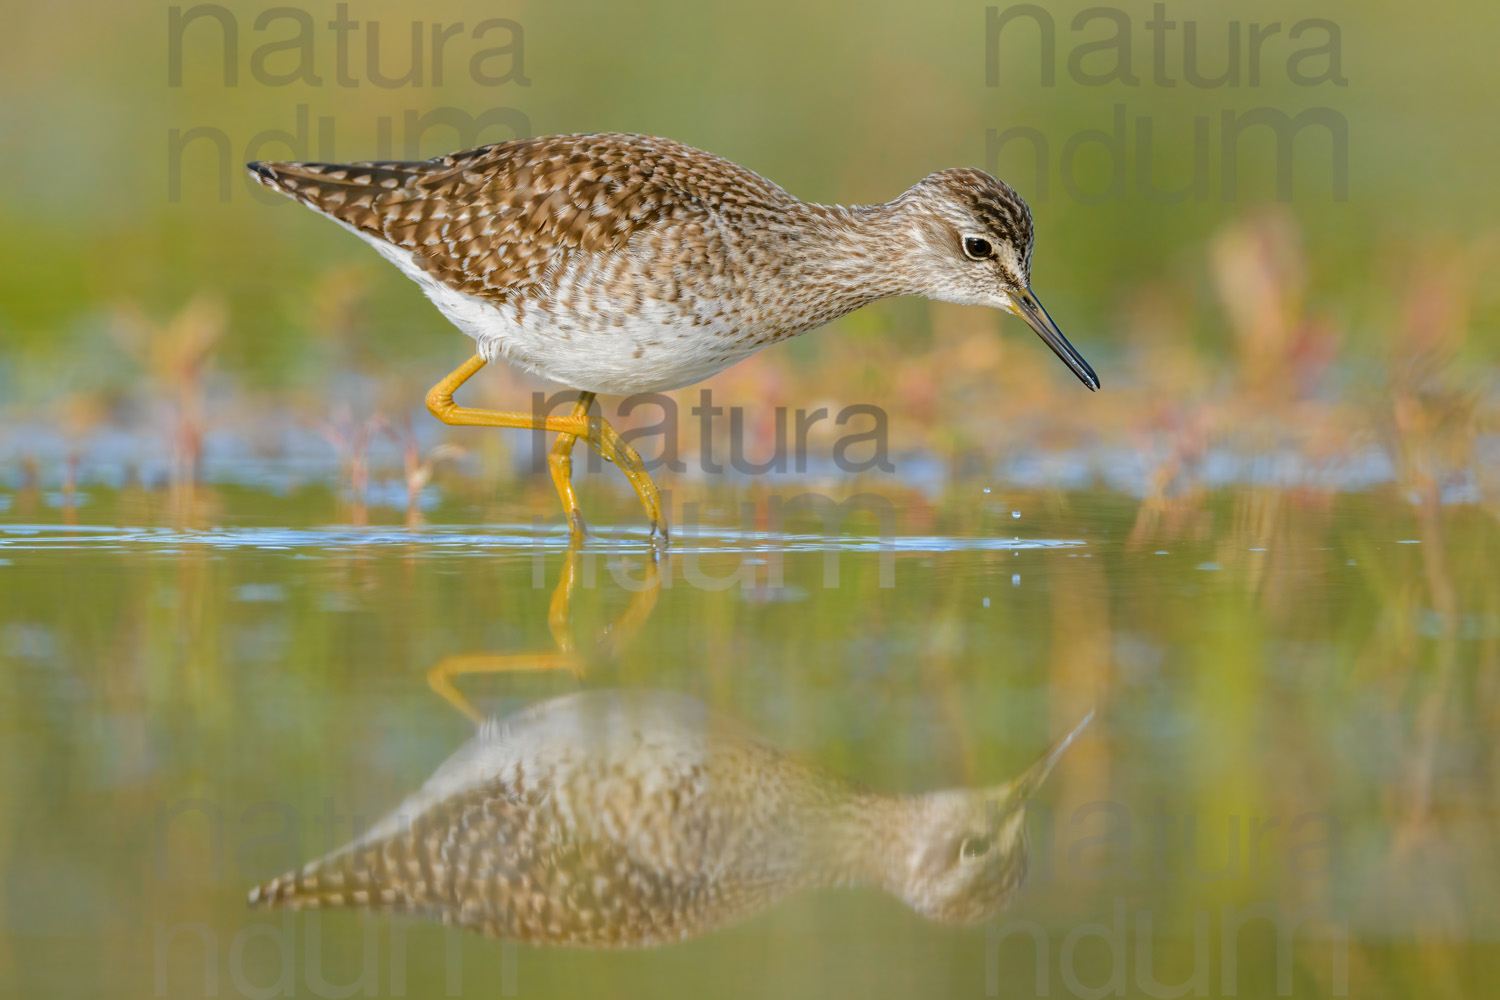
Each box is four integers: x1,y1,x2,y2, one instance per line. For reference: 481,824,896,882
2,477,1498,997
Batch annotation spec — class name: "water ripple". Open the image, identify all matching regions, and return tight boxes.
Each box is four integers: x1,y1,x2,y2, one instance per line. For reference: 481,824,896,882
0,524,1085,557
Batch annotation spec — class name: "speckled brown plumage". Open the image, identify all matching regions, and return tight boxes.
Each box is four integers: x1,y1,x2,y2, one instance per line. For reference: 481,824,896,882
248,133,1098,396
249,691,1090,947
253,135,793,305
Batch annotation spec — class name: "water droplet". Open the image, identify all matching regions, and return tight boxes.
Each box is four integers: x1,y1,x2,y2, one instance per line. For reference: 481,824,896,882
1154,550,1169,555
1012,574,1021,586
982,487,992,494
982,596,991,608
1011,510,1021,519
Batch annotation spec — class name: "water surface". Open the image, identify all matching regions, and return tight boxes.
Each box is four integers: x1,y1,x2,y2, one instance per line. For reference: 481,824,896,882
2,481,1495,998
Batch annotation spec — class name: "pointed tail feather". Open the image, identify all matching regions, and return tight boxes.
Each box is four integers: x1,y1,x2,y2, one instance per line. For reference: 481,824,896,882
245,160,434,235
247,840,431,912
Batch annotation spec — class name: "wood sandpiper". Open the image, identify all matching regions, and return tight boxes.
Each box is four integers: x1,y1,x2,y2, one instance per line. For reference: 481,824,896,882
249,690,1092,946
248,133,1100,541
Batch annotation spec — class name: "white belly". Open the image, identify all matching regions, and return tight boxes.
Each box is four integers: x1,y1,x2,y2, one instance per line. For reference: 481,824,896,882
342,222,767,395
487,295,764,395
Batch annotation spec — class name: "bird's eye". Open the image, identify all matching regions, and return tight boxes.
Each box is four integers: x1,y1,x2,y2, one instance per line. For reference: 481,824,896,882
959,834,993,861
962,236,993,260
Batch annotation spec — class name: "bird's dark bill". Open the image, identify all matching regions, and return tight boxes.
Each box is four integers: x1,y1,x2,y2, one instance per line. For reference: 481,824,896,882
1011,288,1100,391
1011,710,1095,803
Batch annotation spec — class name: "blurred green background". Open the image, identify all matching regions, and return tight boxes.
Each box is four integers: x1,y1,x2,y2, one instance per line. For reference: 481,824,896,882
3,4,1499,1000
3,0,1497,386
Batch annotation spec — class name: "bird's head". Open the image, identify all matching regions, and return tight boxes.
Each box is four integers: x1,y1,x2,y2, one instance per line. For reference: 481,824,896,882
891,711,1093,925
898,169,1099,391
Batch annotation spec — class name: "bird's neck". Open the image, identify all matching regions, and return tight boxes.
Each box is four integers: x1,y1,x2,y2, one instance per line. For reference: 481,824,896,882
795,787,931,894
783,198,929,309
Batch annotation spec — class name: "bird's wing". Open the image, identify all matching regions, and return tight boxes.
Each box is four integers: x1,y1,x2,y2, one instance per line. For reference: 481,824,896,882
249,133,796,305
246,775,748,946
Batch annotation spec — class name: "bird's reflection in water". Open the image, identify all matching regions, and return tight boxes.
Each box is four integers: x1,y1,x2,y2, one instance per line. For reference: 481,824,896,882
424,546,661,722
251,549,1091,947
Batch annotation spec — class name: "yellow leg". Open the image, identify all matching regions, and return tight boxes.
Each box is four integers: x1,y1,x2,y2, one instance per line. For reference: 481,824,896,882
546,541,582,651
427,651,584,724
548,393,595,536
425,354,668,542
425,544,662,724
